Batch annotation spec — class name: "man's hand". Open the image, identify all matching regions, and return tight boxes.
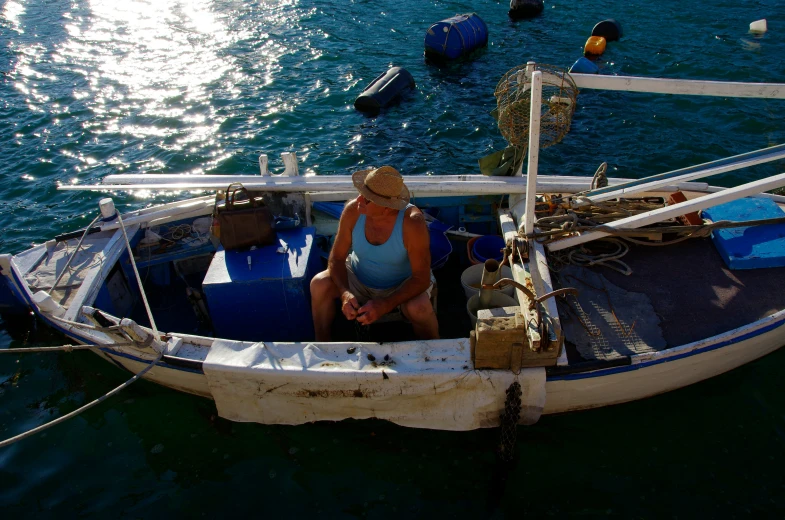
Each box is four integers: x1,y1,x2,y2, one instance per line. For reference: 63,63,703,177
341,291,360,320
356,299,390,325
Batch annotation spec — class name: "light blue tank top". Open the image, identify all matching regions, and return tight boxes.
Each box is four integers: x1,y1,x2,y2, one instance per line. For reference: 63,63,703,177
349,204,413,289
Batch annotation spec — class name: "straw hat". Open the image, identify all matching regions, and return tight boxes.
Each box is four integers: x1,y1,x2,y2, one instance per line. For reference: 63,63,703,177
351,165,410,210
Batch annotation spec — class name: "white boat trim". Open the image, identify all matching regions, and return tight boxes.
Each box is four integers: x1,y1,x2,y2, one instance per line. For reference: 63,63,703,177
569,73,785,99
582,143,785,203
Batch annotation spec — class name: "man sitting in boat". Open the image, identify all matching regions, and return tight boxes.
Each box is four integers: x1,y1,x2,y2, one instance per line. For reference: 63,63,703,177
310,166,439,341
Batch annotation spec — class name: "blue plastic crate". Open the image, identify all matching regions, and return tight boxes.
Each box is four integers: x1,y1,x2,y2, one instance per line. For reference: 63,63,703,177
702,198,785,270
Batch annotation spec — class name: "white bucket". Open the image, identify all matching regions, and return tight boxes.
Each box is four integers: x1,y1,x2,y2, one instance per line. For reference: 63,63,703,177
466,292,519,327
460,263,514,300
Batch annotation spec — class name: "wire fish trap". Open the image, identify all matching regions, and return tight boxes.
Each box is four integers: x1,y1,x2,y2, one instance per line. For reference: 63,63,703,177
494,63,578,149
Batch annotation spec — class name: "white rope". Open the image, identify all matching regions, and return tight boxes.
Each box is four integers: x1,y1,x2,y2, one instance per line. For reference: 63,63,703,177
47,213,103,295
0,351,162,449
0,342,137,353
116,212,159,339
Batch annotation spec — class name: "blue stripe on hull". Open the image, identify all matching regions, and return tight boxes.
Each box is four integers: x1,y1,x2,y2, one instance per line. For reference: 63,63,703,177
548,314,785,381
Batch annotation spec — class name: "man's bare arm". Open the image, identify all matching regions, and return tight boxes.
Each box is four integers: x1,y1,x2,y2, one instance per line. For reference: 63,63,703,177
329,199,361,319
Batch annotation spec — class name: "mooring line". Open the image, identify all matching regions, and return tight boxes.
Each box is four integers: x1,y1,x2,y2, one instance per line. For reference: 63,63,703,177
0,342,137,354
0,351,162,449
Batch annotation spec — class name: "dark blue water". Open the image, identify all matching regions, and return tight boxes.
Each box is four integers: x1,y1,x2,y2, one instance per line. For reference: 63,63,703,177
2,0,785,516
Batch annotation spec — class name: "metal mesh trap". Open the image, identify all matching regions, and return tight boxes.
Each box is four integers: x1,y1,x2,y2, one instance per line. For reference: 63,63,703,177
494,63,578,149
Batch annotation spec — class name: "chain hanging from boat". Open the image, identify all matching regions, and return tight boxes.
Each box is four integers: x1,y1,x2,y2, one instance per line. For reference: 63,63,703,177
497,381,522,463
494,63,578,150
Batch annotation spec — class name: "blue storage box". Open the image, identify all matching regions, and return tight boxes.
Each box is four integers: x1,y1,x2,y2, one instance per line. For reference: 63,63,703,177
203,227,321,341
702,198,785,270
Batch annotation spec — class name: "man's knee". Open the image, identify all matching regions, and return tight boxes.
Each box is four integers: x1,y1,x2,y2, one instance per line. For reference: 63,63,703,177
311,270,338,301
401,293,434,321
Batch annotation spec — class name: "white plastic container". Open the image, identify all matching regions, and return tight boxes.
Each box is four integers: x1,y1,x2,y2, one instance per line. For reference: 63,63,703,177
460,263,514,300
466,292,518,327
750,19,767,34
99,197,116,219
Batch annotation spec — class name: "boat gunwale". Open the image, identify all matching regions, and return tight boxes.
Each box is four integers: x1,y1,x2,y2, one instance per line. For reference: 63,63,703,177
6,187,785,385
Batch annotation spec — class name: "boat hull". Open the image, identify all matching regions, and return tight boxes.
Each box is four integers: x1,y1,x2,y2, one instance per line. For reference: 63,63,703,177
84,310,785,429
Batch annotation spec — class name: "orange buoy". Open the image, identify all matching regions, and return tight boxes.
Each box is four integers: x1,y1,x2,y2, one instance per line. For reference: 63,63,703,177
584,35,606,56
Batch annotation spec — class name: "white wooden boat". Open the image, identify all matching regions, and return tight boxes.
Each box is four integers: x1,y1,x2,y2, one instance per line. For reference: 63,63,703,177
2,65,785,432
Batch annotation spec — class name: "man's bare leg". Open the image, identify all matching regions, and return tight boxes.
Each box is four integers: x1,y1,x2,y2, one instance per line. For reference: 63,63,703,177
401,292,440,340
310,270,340,341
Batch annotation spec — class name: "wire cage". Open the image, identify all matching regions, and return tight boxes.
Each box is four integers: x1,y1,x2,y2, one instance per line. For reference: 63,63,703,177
494,63,578,150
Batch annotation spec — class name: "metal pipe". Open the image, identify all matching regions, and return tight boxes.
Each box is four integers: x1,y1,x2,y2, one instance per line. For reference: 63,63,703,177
479,259,501,308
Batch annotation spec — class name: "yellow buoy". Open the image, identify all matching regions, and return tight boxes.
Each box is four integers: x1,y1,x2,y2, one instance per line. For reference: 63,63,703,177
584,35,606,56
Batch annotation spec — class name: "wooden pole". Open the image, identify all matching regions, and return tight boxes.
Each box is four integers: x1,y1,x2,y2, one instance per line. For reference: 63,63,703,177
524,67,543,235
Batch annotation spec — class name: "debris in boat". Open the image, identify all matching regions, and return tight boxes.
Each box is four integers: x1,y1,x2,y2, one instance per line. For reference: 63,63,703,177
384,354,390,361
382,370,389,380
354,66,415,115
749,19,767,34
508,0,544,20
424,13,488,62
367,354,376,362
667,191,704,226
347,346,356,354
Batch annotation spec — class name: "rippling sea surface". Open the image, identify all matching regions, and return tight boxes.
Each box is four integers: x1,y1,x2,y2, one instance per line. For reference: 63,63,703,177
2,0,785,516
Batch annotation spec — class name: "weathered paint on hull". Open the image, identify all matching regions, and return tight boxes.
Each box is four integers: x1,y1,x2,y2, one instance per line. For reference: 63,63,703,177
93,311,785,429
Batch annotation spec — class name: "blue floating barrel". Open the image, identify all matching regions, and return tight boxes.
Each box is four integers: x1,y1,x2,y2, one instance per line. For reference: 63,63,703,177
424,13,488,61
508,0,544,20
591,19,623,42
569,57,599,74
354,67,415,114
